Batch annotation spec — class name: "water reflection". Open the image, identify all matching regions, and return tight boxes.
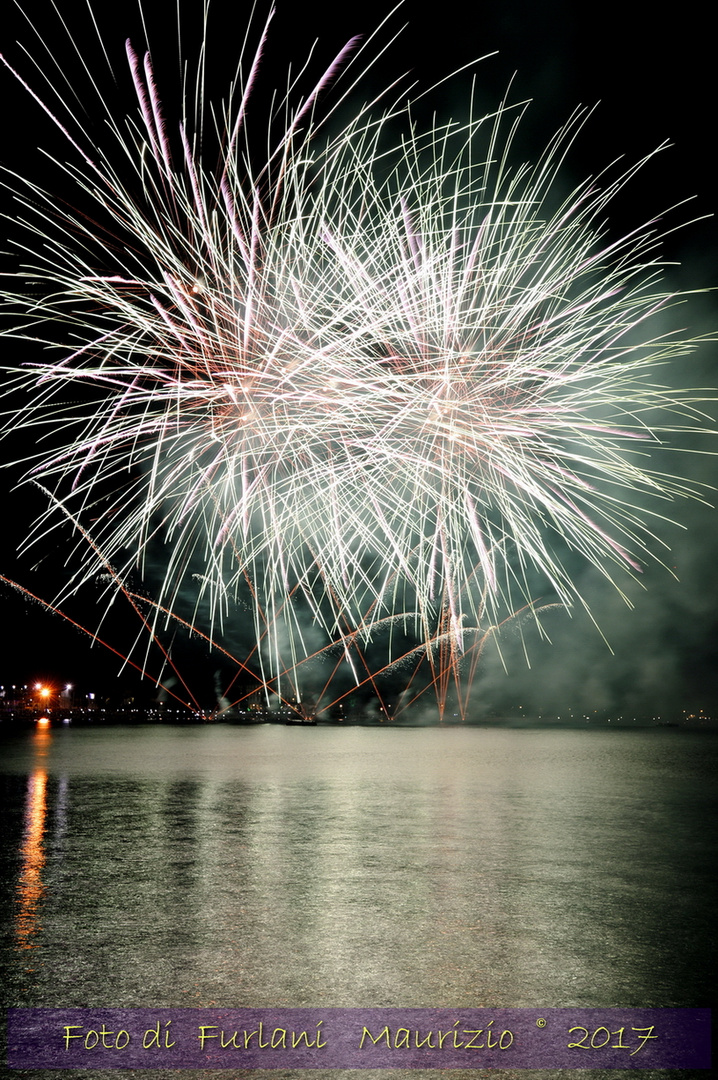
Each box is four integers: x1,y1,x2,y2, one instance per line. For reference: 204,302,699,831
0,726,714,1021
16,765,48,950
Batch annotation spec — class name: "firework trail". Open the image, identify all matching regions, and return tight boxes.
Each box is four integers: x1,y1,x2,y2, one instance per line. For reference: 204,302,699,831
0,2,711,712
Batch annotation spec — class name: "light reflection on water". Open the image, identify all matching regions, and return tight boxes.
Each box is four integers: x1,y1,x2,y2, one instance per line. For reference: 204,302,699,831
0,723,715,1080
16,766,47,950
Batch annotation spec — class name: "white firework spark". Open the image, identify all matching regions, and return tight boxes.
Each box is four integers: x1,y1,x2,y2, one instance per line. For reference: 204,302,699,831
0,2,711,706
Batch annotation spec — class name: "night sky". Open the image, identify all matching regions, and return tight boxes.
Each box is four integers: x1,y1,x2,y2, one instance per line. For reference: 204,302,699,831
1,0,716,717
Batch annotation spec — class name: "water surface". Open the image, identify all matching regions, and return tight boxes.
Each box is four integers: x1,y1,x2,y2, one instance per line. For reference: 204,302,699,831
1,723,715,1079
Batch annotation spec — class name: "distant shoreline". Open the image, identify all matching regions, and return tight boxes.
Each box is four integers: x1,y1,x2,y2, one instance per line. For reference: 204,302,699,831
0,710,712,730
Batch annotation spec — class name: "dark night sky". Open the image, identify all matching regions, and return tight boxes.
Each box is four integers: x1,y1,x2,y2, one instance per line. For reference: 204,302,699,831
1,0,716,716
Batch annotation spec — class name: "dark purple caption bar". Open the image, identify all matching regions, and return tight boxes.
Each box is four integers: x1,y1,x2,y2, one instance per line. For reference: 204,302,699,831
7,1008,710,1070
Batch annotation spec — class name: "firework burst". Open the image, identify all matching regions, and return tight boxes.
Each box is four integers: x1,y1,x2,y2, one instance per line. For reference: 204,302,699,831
0,2,712,713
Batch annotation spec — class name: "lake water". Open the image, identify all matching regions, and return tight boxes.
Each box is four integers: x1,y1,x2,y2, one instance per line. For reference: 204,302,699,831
1,722,715,1079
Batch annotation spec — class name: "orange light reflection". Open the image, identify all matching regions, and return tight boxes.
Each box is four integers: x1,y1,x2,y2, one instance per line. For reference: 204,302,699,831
16,768,48,950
